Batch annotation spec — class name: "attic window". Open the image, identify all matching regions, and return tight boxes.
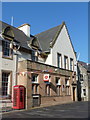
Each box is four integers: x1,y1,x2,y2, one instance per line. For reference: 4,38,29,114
31,38,39,49
3,27,14,38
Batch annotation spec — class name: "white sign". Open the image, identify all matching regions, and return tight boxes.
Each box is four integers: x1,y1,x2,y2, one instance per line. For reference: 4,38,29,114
43,74,49,81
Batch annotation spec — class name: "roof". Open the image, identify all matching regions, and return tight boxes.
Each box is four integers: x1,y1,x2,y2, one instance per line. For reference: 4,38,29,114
35,23,64,52
0,21,32,51
78,61,90,72
35,22,76,56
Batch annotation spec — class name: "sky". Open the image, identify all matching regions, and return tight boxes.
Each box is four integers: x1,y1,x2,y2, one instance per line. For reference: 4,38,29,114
1,2,88,63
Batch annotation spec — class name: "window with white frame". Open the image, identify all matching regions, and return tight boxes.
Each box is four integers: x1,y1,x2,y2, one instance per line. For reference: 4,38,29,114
2,40,12,58
64,56,68,69
56,77,61,85
65,79,70,95
32,74,38,83
2,72,10,96
70,58,73,71
57,53,62,68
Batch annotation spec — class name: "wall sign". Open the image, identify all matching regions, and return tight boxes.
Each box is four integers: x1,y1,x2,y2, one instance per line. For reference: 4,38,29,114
43,74,49,81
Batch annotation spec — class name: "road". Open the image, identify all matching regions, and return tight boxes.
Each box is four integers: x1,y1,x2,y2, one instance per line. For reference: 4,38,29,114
2,101,89,118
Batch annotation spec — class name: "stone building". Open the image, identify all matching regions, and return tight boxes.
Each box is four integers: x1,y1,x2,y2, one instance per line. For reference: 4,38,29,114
0,21,77,109
77,61,90,101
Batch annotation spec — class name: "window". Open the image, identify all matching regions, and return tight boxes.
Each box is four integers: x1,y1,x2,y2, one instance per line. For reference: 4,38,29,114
66,86,70,95
32,84,38,94
2,72,10,96
35,85,38,94
32,74,39,94
56,77,61,85
83,89,86,96
64,56,68,69
32,74,38,83
31,51,38,61
65,79,70,95
56,86,61,96
45,85,50,96
57,53,62,68
70,58,73,71
80,74,83,81
2,40,12,58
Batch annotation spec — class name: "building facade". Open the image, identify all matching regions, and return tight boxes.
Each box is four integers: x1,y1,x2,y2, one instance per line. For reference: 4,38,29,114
77,61,90,101
0,21,77,110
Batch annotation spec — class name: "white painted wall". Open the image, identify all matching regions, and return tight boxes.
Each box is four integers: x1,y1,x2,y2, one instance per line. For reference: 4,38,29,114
0,39,31,97
45,49,52,65
45,25,77,72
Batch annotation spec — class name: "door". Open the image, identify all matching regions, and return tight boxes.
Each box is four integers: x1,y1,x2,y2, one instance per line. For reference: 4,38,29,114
33,97,39,107
73,87,75,101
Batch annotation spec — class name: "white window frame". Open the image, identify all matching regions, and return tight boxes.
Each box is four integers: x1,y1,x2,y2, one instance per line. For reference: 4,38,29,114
2,40,12,58
70,58,73,71
32,74,38,83
56,77,61,86
2,72,11,97
57,53,62,68
64,56,68,69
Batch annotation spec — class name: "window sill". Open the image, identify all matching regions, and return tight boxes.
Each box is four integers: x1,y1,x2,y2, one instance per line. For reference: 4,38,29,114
0,95,11,100
65,95,71,96
32,82,39,84
2,56,13,60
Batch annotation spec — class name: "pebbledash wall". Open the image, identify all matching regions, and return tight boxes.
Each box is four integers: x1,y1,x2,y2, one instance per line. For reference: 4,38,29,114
17,60,77,109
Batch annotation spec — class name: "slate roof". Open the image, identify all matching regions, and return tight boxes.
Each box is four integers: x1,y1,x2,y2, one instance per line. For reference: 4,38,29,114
35,22,76,56
78,61,90,72
35,23,63,52
0,21,32,50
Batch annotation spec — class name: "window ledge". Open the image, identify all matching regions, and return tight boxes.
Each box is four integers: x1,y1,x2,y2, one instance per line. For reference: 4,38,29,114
2,56,13,60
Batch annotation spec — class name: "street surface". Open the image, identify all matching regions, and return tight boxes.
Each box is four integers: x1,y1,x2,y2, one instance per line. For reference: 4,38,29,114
2,101,89,118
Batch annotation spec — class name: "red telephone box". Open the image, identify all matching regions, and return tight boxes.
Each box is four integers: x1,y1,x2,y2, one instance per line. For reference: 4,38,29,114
13,85,25,109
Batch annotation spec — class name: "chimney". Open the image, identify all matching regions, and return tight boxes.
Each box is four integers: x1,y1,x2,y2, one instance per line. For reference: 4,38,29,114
18,23,30,37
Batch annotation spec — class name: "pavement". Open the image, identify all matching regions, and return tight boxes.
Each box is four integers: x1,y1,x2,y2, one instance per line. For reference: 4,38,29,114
1,101,89,119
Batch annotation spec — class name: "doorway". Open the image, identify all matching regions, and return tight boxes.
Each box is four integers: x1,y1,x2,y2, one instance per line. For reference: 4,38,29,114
73,87,76,101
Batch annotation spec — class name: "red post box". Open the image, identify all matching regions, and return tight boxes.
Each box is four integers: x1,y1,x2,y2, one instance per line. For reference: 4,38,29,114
13,85,25,109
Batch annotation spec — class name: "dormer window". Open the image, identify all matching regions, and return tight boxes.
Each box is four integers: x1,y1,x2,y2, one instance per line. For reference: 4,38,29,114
2,40,13,59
